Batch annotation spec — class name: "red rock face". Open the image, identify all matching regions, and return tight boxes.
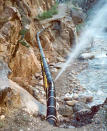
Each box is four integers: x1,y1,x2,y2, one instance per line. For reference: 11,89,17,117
0,0,56,82
0,0,75,89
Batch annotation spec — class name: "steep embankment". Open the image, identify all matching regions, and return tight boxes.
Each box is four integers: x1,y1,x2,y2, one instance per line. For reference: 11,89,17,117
0,0,55,81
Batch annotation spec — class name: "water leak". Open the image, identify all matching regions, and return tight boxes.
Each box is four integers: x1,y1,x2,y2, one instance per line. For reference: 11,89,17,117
55,0,107,81
78,35,107,107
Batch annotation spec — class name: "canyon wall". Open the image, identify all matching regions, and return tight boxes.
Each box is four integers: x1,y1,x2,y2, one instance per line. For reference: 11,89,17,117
0,0,56,82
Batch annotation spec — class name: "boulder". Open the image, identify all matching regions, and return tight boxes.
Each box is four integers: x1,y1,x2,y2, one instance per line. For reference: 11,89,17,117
73,102,90,113
58,105,73,117
72,104,101,127
9,80,46,116
78,95,93,103
66,100,78,106
73,108,92,126
70,8,86,25
9,47,41,79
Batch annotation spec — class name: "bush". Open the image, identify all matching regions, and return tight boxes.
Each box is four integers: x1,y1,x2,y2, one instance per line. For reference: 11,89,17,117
37,3,58,20
19,28,28,35
18,40,30,48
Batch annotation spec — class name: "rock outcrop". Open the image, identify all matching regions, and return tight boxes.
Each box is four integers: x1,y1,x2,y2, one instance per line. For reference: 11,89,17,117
0,0,56,83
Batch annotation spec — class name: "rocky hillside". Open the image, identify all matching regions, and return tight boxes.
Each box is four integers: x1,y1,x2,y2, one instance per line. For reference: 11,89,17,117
0,0,77,111
0,0,76,84
0,0,55,80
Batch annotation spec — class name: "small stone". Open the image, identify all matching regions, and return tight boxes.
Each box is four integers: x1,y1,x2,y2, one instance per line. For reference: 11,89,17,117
51,68,58,73
72,94,79,100
38,80,43,86
19,129,23,131
86,96,93,103
66,100,78,106
0,115,5,120
64,97,72,101
79,97,87,103
41,90,45,95
56,102,59,110
35,73,42,80
95,119,100,124
35,73,40,78
79,96,93,103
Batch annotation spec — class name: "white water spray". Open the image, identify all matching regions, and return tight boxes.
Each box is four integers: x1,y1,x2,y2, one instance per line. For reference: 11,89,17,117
55,0,107,81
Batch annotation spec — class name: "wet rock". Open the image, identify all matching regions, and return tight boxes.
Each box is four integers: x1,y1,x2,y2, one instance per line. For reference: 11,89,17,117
78,95,93,103
9,80,46,116
66,100,78,106
58,105,73,117
72,94,79,100
72,104,101,127
79,53,95,60
63,93,73,101
86,96,93,103
103,97,107,104
73,108,92,126
70,8,86,25
73,102,90,113
78,96,87,103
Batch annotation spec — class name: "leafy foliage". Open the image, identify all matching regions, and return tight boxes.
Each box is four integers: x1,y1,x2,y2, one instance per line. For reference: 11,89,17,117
37,3,58,20
18,40,30,48
19,28,28,35
19,27,30,48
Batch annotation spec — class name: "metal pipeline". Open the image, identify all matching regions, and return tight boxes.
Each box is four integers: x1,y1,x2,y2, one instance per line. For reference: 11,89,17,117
37,31,57,126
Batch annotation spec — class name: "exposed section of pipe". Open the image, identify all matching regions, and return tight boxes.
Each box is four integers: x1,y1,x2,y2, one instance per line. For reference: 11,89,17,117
37,31,57,126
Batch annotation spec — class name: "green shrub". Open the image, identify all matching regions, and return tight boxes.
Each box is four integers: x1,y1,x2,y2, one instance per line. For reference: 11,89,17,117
37,3,58,20
18,40,30,48
19,28,30,48
38,11,53,19
19,28,28,35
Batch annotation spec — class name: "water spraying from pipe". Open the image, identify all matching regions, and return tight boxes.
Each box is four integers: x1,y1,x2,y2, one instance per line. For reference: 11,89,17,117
55,0,107,81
